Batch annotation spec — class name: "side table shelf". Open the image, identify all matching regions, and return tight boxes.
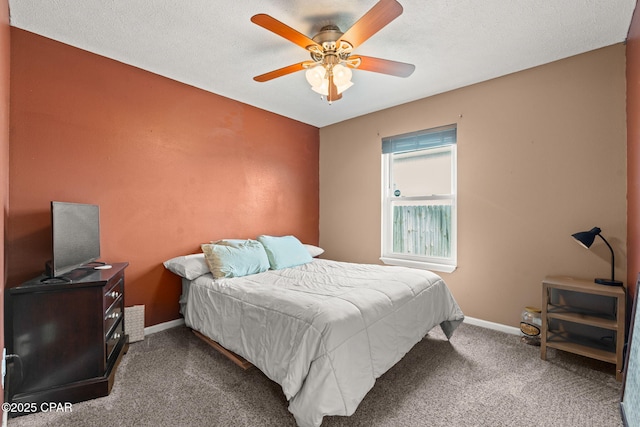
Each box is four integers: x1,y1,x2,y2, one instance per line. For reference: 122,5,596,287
541,275,626,381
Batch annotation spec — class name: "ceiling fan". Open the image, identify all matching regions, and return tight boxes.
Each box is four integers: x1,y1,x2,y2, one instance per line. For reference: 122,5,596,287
251,0,415,103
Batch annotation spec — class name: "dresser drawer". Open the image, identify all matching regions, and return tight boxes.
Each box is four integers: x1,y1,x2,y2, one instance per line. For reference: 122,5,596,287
104,300,123,339
103,275,123,312
106,318,124,362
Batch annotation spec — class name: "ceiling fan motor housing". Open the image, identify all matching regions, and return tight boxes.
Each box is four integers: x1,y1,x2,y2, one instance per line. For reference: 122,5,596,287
312,25,343,45
310,25,353,63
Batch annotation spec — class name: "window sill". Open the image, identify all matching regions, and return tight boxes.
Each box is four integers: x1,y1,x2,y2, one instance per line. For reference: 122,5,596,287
380,257,457,273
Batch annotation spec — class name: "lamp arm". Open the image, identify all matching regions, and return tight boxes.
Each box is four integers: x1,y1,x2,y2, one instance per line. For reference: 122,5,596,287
596,234,615,282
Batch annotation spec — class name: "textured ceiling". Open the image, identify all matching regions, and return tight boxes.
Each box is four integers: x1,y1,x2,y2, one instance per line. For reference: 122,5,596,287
8,0,638,127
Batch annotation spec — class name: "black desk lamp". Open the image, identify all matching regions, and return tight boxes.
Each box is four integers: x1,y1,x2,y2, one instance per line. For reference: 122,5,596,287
571,227,623,286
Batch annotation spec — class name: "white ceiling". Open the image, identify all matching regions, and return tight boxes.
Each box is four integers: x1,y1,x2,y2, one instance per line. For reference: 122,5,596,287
8,0,638,128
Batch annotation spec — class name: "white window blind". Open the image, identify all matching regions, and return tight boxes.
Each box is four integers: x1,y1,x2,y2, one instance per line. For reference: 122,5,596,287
382,124,456,154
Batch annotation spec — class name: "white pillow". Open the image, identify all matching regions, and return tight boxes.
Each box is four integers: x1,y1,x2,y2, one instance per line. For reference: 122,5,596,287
303,244,324,258
163,253,210,280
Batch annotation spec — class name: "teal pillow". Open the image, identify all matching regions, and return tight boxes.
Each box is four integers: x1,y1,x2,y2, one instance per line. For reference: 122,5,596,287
257,235,313,270
201,240,270,279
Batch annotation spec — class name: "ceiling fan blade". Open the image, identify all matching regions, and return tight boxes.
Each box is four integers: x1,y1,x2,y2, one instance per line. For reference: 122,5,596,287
253,62,309,82
338,0,403,49
251,14,320,51
352,55,415,77
328,74,342,103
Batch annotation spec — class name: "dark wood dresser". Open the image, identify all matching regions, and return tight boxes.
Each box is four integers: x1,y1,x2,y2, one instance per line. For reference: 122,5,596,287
5,262,129,415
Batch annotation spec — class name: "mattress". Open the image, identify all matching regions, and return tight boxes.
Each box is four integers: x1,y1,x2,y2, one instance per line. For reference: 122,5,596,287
183,258,464,426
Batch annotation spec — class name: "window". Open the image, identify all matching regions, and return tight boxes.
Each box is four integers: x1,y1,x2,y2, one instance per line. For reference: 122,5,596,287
381,124,457,272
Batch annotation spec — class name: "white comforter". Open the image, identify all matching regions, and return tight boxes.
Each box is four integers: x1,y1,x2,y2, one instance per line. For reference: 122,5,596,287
184,259,464,427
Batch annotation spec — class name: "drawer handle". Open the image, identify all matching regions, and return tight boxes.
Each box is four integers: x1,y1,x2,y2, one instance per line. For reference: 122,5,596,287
112,333,121,340
105,312,120,320
107,291,120,299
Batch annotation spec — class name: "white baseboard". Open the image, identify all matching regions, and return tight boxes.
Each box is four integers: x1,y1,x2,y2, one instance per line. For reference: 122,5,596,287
144,318,185,336
463,316,520,336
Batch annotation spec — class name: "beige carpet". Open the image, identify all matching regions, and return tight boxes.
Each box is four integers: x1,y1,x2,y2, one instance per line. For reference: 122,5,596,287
8,323,623,426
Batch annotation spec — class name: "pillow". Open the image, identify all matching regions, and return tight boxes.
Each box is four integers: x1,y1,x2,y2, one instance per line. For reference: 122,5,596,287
257,235,313,270
163,253,210,280
303,244,324,258
201,239,270,279
211,239,249,248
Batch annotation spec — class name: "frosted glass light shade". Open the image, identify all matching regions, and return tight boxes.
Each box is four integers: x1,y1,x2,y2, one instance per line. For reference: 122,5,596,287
336,81,353,94
305,65,326,88
332,63,353,86
311,79,329,96
307,63,354,97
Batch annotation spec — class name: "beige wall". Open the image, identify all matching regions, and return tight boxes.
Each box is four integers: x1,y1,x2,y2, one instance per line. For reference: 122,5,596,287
319,44,627,328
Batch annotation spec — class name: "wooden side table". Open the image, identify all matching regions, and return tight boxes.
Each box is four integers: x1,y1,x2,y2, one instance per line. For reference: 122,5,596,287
541,275,626,381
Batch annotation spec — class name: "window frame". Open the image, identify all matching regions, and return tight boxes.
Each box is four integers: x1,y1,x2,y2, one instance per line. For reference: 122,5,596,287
380,132,458,273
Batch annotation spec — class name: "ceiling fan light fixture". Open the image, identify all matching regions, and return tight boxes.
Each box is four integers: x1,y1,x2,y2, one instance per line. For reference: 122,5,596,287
332,63,353,87
252,0,414,103
307,62,354,97
336,80,353,94
311,79,329,96
305,65,327,88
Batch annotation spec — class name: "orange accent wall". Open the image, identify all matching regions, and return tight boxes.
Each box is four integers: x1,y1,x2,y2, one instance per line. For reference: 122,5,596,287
0,0,9,402
8,29,319,326
628,4,640,300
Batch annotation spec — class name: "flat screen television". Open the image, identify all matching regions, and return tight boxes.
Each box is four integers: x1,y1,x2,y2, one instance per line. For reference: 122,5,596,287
48,201,101,278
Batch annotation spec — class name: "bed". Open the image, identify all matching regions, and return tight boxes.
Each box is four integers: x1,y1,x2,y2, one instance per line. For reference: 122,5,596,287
164,237,464,427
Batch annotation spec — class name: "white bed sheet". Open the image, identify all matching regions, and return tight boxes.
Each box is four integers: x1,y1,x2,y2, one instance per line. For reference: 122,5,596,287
183,258,464,427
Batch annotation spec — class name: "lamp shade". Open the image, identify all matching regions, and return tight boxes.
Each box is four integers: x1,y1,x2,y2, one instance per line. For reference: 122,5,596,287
570,226,622,286
571,227,601,249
